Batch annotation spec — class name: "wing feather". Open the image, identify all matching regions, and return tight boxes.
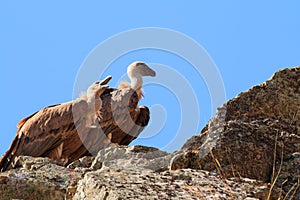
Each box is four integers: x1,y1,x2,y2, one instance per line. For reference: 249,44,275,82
99,88,150,145
0,100,88,171
1,85,151,172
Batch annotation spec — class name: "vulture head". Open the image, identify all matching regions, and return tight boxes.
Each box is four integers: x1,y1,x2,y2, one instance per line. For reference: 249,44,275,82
86,76,112,126
119,61,156,99
86,76,111,102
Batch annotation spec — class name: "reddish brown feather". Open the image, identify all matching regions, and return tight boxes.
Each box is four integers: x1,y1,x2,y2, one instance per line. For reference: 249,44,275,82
0,88,150,172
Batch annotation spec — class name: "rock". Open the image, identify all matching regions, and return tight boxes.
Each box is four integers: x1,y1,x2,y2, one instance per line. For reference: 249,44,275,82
0,147,277,200
171,67,300,198
224,67,299,124
14,156,59,170
0,145,281,200
0,158,82,200
74,168,276,200
91,145,171,172
67,156,94,169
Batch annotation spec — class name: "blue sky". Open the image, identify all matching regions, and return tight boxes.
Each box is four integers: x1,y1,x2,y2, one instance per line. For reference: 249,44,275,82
1,1,299,155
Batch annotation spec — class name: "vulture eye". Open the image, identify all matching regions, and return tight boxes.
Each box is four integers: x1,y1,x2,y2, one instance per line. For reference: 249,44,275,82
95,81,100,84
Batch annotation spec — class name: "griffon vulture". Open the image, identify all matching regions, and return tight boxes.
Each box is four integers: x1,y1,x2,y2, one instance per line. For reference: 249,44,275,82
0,61,156,171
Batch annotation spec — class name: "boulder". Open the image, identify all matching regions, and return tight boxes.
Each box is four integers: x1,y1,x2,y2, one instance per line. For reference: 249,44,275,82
170,67,300,198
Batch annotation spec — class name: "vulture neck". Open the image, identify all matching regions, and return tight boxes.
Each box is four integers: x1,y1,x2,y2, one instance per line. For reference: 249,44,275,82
129,72,143,99
130,76,142,90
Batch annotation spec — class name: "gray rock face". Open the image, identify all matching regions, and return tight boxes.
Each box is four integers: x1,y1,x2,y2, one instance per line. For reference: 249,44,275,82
0,146,276,200
91,145,171,172
0,66,299,199
0,153,274,199
74,168,275,200
171,67,300,198
0,157,82,200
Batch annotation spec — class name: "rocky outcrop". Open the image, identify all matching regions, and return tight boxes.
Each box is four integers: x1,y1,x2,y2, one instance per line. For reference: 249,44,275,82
0,156,82,200
74,168,275,200
0,147,277,200
171,67,300,198
0,66,299,199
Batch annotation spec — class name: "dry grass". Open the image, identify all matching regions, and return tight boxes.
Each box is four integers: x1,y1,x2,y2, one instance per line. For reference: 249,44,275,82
202,118,299,200
267,131,284,200
210,150,234,200
267,131,299,200
209,131,298,200
283,177,299,200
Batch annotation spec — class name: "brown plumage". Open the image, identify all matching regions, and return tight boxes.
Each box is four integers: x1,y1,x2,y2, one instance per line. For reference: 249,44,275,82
0,62,156,172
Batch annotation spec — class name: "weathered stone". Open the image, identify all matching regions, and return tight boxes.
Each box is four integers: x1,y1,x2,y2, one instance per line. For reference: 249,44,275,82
224,67,299,124
14,156,59,170
91,145,171,172
67,156,94,169
0,161,82,200
171,67,300,198
74,168,277,200
0,146,281,200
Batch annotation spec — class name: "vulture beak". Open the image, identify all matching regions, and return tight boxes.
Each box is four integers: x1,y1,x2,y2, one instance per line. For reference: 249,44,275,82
100,75,112,85
142,65,156,77
87,76,111,99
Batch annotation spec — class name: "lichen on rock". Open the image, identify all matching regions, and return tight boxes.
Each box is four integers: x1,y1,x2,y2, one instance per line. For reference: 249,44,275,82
171,67,300,199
